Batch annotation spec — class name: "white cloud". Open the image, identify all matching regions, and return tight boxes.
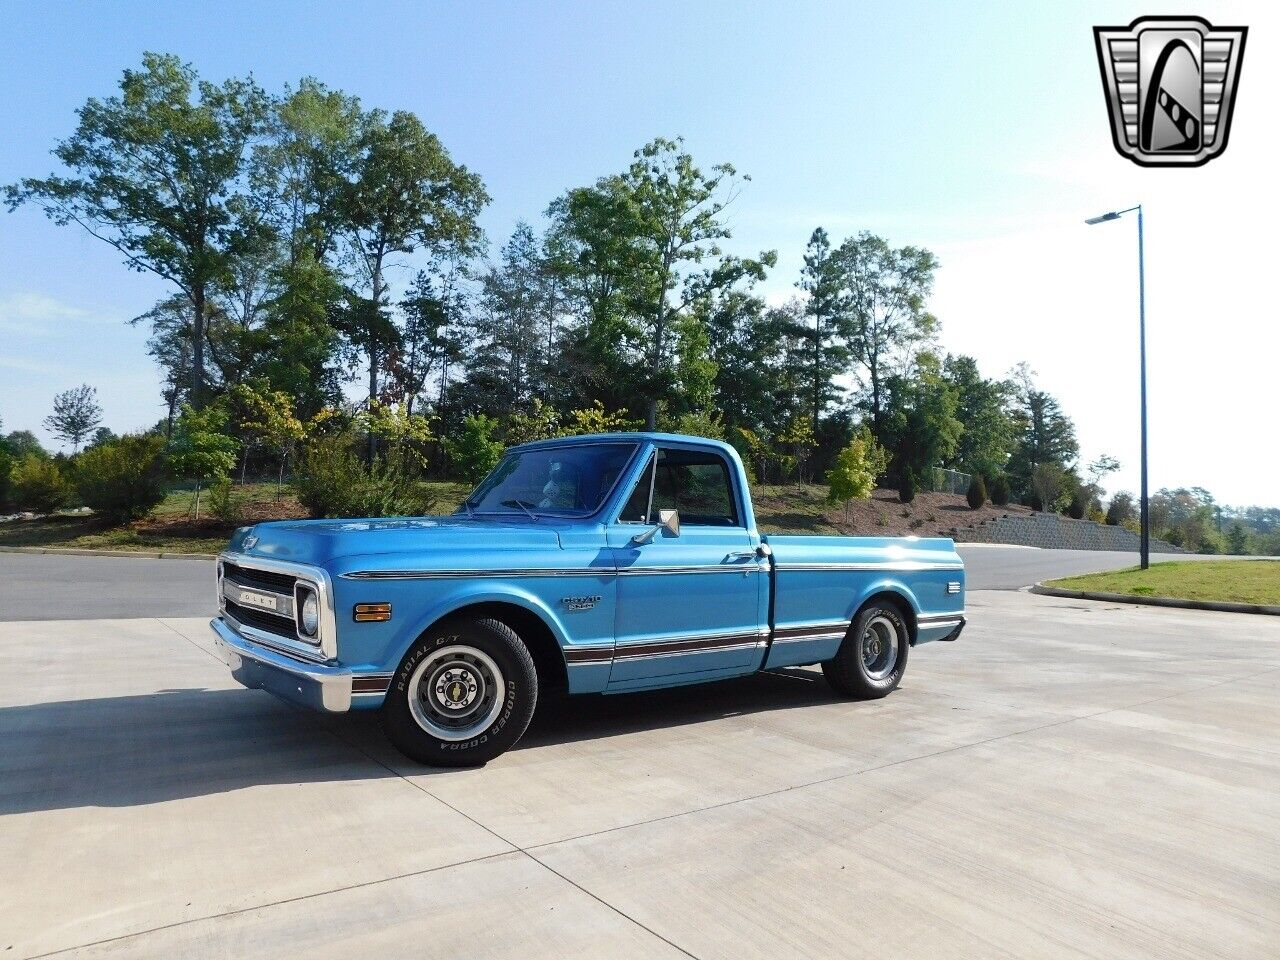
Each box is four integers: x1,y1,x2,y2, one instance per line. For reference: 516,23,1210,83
0,291,120,337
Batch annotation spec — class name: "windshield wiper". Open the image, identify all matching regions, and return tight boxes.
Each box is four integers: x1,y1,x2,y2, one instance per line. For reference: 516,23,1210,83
460,498,476,520
500,498,541,522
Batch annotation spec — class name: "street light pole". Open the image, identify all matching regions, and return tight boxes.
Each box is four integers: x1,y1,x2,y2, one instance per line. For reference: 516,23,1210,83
1086,204,1149,569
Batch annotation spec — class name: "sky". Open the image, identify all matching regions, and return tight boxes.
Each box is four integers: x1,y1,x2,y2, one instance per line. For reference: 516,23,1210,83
1,0,1275,505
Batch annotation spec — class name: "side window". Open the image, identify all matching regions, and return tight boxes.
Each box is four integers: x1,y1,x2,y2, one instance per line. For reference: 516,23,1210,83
650,448,740,527
618,454,655,523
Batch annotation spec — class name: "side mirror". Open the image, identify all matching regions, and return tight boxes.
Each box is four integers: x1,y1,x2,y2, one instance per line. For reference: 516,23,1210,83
631,509,680,546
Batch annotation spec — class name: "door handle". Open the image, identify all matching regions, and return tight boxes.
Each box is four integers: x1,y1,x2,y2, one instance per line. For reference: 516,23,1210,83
725,550,758,561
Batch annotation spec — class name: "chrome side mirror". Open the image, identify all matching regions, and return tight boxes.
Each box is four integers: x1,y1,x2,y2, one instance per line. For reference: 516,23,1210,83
631,509,680,546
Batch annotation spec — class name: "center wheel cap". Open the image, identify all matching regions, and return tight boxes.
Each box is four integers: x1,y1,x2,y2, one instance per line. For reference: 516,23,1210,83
434,668,479,710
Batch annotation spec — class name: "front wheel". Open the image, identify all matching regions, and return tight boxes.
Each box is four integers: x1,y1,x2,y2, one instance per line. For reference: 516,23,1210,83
381,617,538,766
822,602,910,699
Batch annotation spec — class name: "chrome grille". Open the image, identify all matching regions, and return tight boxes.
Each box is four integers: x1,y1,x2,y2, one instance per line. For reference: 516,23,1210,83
216,552,337,662
220,561,305,644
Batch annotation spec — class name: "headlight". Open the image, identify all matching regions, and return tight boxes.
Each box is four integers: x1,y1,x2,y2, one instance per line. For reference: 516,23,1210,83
299,589,320,637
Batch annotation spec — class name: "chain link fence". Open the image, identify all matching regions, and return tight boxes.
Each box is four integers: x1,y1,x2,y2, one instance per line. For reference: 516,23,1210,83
932,467,973,496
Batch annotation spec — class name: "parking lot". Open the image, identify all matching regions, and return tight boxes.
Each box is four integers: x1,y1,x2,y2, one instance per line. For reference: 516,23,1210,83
3,575,1277,959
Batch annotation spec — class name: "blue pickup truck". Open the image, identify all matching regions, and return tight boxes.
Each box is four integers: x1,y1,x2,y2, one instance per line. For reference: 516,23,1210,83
211,432,965,765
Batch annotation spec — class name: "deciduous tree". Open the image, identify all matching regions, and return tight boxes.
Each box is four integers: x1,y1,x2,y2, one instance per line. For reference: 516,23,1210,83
6,54,269,407
44,384,102,452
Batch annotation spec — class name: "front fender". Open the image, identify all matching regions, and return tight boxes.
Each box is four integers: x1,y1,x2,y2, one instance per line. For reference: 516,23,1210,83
378,582,574,673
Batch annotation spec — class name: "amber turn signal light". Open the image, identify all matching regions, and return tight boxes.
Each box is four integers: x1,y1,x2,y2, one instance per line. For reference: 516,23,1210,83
354,602,392,622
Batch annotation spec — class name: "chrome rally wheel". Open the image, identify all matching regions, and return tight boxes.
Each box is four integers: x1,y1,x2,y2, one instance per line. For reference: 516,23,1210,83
408,645,506,742
822,601,910,699
859,614,900,682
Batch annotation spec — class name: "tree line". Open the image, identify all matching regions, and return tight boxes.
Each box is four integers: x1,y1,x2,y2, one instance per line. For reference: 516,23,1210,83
5,53,1270,552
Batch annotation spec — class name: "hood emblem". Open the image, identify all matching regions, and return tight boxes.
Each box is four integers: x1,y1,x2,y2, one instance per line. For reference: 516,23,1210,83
242,534,259,551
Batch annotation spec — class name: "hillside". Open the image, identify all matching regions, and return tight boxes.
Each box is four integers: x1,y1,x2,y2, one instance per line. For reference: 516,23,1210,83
2,481,1025,554
750,484,1032,537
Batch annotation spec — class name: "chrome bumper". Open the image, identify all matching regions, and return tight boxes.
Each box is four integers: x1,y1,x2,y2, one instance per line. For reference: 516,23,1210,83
211,617,353,712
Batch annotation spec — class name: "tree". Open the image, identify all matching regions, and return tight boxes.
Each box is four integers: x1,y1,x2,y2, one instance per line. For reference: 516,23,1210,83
231,382,305,497
1031,462,1069,513
6,54,269,407
942,355,1015,478
1106,491,1135,526
4,431,46,459
1006,364,1079,503
465,223,553,414
44,384,103,452
798,227,849,428
880,355,962,488
1226,521,1249,555
835,232,939,436
617,138,774,429
168,404,239,519
339,108,488,447
826,428,888,523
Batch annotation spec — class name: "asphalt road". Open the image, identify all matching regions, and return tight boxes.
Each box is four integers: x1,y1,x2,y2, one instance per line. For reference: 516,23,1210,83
0,546,1207,621
3,591,1276,958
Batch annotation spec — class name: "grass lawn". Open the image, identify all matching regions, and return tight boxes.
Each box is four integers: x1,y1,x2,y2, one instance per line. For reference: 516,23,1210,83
1045,560,1280,606
0,515,231,554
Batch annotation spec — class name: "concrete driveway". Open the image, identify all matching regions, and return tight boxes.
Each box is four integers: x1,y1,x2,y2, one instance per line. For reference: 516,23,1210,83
2,591,1277,958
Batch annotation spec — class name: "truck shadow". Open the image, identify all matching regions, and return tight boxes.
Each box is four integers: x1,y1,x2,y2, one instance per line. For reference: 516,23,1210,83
0,668,841,814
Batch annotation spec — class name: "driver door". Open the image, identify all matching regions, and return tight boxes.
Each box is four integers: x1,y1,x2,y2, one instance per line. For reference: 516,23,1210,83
606,445,767,690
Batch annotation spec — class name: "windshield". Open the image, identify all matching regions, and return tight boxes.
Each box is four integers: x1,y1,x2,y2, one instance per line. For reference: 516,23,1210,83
463,443,638,517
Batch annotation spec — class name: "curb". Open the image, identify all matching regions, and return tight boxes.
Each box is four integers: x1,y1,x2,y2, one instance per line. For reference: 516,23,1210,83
1030,582,1280,616
0,545,217,561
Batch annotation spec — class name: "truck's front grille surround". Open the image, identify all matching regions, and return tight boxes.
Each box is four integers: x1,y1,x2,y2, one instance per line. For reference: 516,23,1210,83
218,553,337,661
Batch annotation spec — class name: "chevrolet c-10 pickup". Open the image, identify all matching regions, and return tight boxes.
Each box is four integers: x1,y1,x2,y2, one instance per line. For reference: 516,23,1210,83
211,432,965,765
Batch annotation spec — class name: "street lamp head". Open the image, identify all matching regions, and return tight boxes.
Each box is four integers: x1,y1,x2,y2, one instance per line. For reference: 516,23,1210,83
1085,211,1122,225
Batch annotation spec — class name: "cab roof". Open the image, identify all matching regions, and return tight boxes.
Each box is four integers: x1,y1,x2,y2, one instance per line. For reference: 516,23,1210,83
509,432,741,459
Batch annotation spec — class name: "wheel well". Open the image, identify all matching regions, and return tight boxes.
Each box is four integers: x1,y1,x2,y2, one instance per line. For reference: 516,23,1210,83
859,591,918,645
434,602,569,694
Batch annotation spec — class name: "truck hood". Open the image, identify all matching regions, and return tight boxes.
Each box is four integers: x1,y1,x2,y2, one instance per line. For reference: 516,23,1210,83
226,516,562,566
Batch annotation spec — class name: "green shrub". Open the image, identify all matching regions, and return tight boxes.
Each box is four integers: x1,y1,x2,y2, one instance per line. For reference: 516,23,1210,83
965,476,987,510
208,478,247,525
444,415,503,484
1067,492,1086,520
0,445,13,510
74,433,167,521
898,470,917,505
11,454,72,514
295,435,427,519
988,475,1011,507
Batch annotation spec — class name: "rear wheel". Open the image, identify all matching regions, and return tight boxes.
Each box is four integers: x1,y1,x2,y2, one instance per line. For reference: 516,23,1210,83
381,617,537,766
822,601,910,699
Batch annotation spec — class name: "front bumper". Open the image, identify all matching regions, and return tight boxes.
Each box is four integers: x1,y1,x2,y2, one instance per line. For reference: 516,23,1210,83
211,617,354,712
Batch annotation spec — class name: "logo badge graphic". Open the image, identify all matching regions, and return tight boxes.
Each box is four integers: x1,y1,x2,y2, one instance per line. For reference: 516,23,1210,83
242,534,258,551
1094,16,1247,167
